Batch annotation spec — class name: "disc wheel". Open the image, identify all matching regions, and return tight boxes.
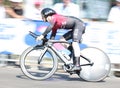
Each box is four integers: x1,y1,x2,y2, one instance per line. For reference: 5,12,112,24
79,47,111,82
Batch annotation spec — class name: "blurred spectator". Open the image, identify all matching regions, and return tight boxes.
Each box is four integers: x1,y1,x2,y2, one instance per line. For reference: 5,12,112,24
0,0,6,19
53,0,80,18
24,0,42,20
107,0,120,23
6,0,24,18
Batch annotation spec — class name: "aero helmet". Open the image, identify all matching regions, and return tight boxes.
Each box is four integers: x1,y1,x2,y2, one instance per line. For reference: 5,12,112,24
41,8,56,18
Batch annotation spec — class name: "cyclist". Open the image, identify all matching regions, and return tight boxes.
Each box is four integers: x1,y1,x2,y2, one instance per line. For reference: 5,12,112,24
37,8,86,71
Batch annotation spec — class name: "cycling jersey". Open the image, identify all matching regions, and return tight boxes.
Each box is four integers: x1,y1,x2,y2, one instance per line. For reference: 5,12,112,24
42,14,85,42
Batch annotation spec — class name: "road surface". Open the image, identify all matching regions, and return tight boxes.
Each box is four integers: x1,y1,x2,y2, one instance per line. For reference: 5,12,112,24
0,65,120,88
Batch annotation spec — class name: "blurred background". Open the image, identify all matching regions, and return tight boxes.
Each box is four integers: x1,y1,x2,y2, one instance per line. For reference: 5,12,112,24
2,0,115,21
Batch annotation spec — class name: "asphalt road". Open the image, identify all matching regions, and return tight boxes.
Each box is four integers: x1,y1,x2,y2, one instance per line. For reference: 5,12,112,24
0,65,120,88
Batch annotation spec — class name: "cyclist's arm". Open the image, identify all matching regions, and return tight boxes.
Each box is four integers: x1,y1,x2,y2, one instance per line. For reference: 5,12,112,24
50,27,57,39
42,20,56,39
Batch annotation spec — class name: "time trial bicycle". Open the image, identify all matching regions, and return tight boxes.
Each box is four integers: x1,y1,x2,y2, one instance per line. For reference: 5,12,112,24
20,31,111,81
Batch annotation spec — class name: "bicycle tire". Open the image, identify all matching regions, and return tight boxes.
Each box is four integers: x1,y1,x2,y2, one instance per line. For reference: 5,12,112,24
20,46,58,80
79,47,111,82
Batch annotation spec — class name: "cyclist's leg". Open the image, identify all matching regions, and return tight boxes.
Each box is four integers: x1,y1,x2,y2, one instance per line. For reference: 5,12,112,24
71,22,85,71
61,30,81,71
72,37,81,70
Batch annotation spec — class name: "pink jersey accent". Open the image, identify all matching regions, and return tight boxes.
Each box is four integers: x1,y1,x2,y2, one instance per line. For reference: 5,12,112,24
53,43,65,50
51,14,67,33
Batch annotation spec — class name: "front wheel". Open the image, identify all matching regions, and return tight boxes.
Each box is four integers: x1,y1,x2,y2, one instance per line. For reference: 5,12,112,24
79,47,111,82
20,46,58,80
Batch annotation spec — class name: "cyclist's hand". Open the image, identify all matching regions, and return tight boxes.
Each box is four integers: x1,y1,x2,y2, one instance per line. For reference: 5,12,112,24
36,35,44,41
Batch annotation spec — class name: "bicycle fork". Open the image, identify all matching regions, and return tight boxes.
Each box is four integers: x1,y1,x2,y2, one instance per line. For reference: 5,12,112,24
37,46,48,64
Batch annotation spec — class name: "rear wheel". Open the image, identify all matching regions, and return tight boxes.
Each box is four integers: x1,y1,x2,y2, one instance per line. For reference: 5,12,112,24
79,47,111,82
20,46,58,80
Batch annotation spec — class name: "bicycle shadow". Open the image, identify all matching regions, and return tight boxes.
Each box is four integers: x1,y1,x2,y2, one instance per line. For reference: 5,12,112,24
16,72,106,82
47,73,106,82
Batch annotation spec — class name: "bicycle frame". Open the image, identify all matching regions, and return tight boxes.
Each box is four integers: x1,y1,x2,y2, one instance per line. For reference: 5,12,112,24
37,41,73,65
38,40,93,67
50,45,94,67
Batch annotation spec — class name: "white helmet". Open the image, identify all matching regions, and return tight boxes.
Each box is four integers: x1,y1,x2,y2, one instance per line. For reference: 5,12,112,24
9,0,23,2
